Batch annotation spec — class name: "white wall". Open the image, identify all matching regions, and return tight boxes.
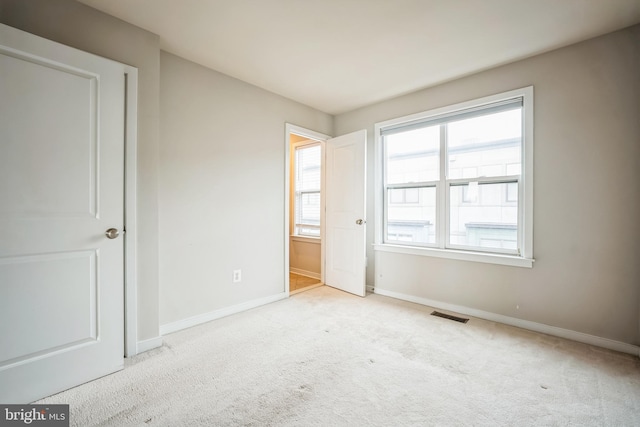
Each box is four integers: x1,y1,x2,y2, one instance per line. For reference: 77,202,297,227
159,52,332,326
0,0,161,342
334,25,640,345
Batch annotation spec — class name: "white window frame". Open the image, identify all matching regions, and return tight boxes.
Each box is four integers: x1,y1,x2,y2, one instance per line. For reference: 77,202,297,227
374,87,534,268
292,140,321,239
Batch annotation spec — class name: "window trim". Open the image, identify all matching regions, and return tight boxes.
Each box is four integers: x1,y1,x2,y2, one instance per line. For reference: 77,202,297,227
374,87,534,268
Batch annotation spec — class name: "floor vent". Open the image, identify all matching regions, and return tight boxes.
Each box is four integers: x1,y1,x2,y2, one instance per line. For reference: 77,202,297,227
431,311,469,323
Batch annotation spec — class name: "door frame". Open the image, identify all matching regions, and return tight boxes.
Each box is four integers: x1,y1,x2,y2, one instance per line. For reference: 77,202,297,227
123,66,139,357
284,123,330,295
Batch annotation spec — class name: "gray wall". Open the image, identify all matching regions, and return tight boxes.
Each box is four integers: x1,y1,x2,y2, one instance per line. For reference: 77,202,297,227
0,0,161,341
159,52,332,326
335,25,640,345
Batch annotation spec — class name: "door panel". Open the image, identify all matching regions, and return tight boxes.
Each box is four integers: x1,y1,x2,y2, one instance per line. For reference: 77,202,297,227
325,130,367,297
0,23,125,403
0,251,97,364
0,53,97,217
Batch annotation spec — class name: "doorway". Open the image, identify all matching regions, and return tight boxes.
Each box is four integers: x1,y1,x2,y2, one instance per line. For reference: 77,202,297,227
287,126,327,294
285,124,368,297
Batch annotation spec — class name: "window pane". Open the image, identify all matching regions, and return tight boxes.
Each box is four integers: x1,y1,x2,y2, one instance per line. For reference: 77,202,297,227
389,189,403,204
386,187,436,244
449,183,518,251
506,182,518,202
385,125,440,184
297,192,320,227
298,226,320,237
302,192,320,222
447,108,521,179
296,145,320,191
405,188,419,204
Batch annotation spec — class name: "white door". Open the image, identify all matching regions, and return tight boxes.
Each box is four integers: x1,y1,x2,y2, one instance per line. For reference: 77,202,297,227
0,24,126,403
325,130,367,296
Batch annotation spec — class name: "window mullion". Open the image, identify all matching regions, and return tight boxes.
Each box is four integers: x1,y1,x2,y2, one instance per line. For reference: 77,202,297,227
386,181,438,190
448,175,519,186
438,123,447,249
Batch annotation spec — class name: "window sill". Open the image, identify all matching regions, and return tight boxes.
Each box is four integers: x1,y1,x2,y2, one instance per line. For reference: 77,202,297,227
373,244,533,268
291,235,321,244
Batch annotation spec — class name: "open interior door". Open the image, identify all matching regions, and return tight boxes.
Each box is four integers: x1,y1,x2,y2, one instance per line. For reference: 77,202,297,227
0,24,126,403
324,130,367,297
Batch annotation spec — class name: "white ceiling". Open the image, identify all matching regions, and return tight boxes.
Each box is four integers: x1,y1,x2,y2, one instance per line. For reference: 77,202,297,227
78,0,640,115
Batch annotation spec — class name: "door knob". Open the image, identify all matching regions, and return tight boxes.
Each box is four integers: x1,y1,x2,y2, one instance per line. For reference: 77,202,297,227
356,219,366,225
105,228,120,239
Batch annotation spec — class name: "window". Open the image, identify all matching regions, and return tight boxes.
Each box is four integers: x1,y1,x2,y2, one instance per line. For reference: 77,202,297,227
375,87,533,267
293,142,321,237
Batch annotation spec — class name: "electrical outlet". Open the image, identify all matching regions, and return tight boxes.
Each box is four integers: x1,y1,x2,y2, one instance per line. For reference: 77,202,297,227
233,269,242,283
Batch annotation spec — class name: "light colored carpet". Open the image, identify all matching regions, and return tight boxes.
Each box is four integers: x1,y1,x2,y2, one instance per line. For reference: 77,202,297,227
39,286,640,426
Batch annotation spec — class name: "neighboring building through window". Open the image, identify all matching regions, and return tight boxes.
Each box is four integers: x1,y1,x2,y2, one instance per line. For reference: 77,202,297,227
376,87,533,265
293,142,321,237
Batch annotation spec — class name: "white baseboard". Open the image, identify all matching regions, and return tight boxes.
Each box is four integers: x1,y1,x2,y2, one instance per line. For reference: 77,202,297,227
290,268,321,280
136,336,163,354
374,288,640,357
366,284,375,293
160,292,288,336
